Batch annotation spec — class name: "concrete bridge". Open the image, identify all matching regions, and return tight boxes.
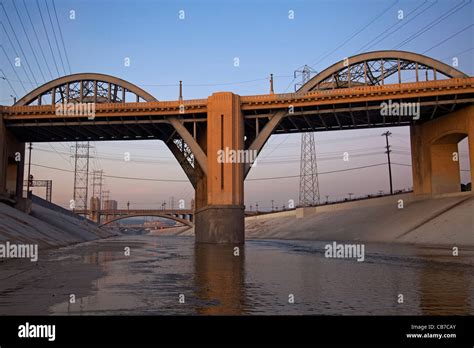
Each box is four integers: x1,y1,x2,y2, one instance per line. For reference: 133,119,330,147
1,50,473,244
74,208,194,227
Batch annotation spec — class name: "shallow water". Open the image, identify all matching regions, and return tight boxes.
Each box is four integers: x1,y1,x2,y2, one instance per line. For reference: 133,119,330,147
36,235,474,315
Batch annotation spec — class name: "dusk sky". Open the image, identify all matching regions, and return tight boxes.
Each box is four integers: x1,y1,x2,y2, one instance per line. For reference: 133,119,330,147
1,0,472,210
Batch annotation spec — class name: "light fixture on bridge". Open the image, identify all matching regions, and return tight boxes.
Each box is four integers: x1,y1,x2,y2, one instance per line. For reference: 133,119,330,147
269,74,274,94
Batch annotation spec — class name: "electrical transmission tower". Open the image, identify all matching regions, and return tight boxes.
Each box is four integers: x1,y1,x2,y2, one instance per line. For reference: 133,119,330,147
102,190,110,209
295,65,320,206
91,170,104,200
72,142,92,215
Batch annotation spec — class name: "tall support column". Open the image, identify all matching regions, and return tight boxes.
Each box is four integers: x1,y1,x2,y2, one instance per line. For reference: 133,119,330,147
410,105,474,196
469,114,474,188
195,92,245,244
0,112,25,201
410,124,430,195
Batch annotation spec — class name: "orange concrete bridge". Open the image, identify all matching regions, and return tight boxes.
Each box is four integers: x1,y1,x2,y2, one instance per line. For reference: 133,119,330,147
1,50,473,244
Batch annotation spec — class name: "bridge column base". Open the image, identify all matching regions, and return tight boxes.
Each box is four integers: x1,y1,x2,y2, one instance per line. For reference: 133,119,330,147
195,205,244,244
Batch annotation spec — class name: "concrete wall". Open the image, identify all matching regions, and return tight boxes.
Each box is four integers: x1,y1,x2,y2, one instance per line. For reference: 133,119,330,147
246,209,297,222
246,191,473,222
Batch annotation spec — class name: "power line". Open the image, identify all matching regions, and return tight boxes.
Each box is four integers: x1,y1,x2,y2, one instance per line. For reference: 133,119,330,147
36,0,60,77
22,0,54,80
28,163,189,182
422,24,474,54
11,0,47,82
392,162,470,172
0,3,39,85
0,74,292,89
48,143,73,169
32,146,394,164
310,0,399,67
51,0,71,74
248,163,390,181
393,0,471,49
27,162,394,182
356,0,436,53
0,21,34,87
258,134,291,160
44,0,67,75
0,68,18,96
441,47,474,60
0,46,28,93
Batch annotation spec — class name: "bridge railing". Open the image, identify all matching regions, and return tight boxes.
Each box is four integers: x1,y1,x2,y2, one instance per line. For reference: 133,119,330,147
240,77,474,105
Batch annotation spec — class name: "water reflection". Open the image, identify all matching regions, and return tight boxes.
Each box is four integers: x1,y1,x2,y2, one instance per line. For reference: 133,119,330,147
193,244,245,315
1,235,471,315
419,262,472,315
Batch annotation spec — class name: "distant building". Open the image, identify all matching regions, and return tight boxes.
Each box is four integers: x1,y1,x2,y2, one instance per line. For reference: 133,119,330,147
103,199,118,211
90,197,100,211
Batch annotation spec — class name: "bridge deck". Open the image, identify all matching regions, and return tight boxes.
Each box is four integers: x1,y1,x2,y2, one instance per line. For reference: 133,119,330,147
1,78,473,142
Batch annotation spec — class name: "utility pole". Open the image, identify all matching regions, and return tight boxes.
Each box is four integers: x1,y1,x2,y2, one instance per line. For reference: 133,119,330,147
382,131,393,195
295,65,320,207
26,143,32,198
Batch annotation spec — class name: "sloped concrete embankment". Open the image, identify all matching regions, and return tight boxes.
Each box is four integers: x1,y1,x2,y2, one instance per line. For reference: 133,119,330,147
245,193,474,247
0,196,116,249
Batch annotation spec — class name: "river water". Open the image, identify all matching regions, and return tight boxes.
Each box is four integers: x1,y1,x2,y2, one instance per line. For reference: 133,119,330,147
1,234,473,315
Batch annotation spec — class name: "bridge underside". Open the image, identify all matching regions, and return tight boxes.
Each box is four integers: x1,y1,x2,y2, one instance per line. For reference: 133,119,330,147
3,95,473,143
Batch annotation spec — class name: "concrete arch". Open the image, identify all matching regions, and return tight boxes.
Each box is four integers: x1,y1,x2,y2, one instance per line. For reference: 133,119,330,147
15,73,157,106
431,131,468,145
299,50,468,92
411,105,474,196
100,213,193,228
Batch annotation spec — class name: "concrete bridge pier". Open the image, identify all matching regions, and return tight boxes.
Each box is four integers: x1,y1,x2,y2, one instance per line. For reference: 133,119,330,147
410,105,474,196
0,112,26,206
194,92,245,244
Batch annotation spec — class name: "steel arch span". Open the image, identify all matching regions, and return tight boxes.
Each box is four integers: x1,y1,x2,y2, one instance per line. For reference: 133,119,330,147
14,73,157,106
100,213,193,228
298,50,468,92
11,73,200,187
